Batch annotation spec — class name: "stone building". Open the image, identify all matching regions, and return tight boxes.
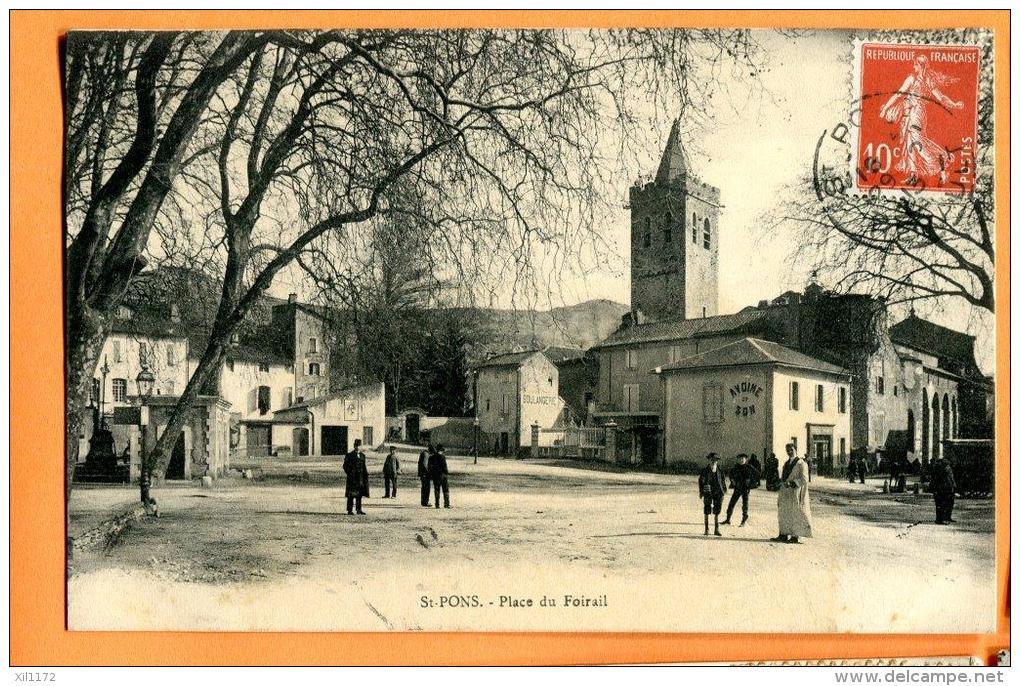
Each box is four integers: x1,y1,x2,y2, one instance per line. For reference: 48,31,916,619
272,381,386,456
473,350,573,455
659,337,852,472
629,119,720,321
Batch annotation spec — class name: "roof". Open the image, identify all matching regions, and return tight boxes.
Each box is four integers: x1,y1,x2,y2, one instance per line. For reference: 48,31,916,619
275,382,382,412
659,337,850,376
474,349,542,370
655,118,688,184
595,310,770,349
542,346,586,363
890,315,977,368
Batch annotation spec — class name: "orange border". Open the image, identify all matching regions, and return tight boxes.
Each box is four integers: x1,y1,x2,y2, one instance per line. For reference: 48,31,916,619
10,10,1010,666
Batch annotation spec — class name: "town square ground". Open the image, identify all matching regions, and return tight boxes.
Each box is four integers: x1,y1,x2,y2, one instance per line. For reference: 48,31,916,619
68,451,996,633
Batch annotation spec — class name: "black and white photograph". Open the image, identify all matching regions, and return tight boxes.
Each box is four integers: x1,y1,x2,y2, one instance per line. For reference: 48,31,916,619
63,25,997,633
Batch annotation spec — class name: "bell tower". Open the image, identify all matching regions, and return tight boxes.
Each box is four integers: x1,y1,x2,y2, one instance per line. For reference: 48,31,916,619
629,119,721,322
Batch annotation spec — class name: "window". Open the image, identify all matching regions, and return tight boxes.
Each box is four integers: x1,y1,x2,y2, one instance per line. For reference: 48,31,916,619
111,378,127,402
501,394,510,413
226,358,235,372
309,362,321,376
113,340,122,363
284,388,293,407
876,375,885,395
702,383,723,424
548,377,554,387
166,344,176,367
839,437,846,458
624,384,640,413
363,426,374,447
257,386,271,415
164,381,175,396
117,305,132,319
668,345,683,364
486,399,491,412
308,337,318,353
703,218,711,249
625,349,637,370
893,384,899,397
789,381,799,410
838,386,847,414
258,362,270,373
663,213,673,243
815,384,824,412
692,213,698,243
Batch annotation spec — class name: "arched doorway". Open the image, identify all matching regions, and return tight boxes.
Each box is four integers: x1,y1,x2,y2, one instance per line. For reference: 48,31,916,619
292,427,309,456
921,388,930,464
942,395,951,444
931,393,941,460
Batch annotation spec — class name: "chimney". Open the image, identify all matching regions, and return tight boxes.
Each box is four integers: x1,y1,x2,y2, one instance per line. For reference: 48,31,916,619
170,304,181,323
757,300,769,309
288,293,298,304
621,312,634,329
633,306,646,326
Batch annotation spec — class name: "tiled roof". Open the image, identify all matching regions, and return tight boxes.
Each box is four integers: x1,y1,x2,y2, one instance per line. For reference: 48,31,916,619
660,337,849,376
595,310,769,349
475,350,540,369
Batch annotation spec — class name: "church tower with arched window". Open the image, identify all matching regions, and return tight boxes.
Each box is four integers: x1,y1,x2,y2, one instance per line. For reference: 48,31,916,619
629,119,720,321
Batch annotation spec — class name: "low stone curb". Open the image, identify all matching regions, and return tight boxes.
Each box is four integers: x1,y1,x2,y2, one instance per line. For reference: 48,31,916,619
69,502,147,556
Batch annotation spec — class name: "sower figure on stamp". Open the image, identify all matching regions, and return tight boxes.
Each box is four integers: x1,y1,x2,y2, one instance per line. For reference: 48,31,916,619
929,452,957,525
698,453,726,536
418,444,432,507
773,443,812,543
383,446,401,498
723,453,755,526
428,443,450,509
343,439,370,515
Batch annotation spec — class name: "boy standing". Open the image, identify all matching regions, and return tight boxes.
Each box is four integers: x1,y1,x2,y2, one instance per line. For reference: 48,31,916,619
698,453,727,536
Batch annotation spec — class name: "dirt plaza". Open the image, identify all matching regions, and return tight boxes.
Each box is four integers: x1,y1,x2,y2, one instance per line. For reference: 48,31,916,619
69,451,996,633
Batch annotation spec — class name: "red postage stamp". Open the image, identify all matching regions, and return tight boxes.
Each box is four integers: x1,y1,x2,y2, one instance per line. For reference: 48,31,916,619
854,42,980,194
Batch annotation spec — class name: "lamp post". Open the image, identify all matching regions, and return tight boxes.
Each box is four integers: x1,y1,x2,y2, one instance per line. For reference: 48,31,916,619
473,416,480,465
99,357,110,428
135,367,155,506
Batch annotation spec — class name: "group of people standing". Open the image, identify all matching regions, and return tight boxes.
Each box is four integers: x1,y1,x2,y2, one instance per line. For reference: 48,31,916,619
341,441,451,514
698,444,813,543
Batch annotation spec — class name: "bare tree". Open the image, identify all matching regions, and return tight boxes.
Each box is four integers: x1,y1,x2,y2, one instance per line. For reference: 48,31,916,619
774,29,994,313
65,29,769,510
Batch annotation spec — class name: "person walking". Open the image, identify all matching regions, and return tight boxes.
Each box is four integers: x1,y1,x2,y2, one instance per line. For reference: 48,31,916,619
383,446,401,498
418,445,432,507
698,453,726,536
343,439,370,515
929,453,957,525
773,443,812,543
429,443,450,509
723,453,755,527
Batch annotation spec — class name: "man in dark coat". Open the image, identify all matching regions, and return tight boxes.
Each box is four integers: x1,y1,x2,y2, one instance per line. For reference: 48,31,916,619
428,443,450,509
418,445,432,507
383,446,401,498
343,439,370,515
764,452,782,491
929,454,957,525
748,453,762,489
698,453,727,536
723,453,756,526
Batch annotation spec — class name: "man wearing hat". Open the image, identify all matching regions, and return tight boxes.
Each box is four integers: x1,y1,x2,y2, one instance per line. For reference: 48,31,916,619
343,438,370,515
723,453,755,527
698,453,727,536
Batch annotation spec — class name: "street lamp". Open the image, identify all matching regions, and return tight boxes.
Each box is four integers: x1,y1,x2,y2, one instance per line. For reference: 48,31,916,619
473,416,480,465
136,367,155,506
99,357,111,428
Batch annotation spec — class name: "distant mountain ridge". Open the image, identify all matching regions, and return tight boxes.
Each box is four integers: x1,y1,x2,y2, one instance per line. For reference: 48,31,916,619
458,299,628,359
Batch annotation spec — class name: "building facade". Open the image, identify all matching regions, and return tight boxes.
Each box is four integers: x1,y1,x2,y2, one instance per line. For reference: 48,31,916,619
659,338,853,473
272,382,386,456
474,350,572,455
